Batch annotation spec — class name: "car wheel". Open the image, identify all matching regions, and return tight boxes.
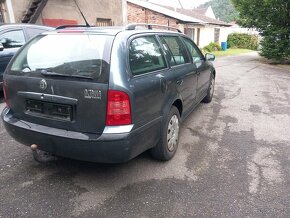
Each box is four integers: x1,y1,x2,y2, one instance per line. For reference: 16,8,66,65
32,149,57,163
202,73,215,103
151,106,180,161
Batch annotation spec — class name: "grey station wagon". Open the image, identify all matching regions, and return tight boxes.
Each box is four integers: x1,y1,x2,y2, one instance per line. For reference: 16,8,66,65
1,24,216,163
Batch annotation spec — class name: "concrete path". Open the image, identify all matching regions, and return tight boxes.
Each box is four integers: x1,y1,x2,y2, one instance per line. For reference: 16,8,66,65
0,52,289,217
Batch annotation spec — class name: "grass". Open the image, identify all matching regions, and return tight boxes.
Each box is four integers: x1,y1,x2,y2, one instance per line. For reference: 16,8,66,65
207,48,254,57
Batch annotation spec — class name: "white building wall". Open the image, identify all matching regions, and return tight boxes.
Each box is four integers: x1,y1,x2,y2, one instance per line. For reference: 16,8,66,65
220,27,231,42
5,0,15,22
10,0,30,23
199,26,237,48
199,27,214,48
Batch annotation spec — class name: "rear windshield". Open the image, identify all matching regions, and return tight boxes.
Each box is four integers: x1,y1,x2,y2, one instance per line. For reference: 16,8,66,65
9,34,113,83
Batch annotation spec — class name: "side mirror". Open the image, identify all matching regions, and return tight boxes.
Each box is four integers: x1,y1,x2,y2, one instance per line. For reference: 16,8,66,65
0,43,3,51
205,53,215,61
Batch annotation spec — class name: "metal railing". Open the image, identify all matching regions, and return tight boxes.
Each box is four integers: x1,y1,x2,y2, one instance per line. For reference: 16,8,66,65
125,23,182,33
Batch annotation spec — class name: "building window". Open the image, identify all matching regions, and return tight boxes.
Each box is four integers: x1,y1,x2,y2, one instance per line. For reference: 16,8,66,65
214,28,220,43
184,28,195,41
96,18,113,27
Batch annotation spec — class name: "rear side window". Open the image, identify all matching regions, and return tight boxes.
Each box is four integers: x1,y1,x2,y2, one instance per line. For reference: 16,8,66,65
160,36,189,66
10,34,113,83
25,28,49,40
129,36,166,76
0,30,25,49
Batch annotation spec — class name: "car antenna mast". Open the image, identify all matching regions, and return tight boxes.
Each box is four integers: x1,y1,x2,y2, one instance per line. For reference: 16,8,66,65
73,0,90,27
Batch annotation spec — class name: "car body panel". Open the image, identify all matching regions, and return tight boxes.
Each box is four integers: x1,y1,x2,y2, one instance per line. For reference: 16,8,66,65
2,107,160,163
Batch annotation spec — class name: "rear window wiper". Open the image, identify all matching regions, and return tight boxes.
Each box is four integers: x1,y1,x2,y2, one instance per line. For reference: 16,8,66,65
39,69,93,80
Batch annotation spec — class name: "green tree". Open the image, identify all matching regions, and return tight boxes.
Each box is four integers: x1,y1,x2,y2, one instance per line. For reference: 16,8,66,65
231,0,290,61
198,0,239,23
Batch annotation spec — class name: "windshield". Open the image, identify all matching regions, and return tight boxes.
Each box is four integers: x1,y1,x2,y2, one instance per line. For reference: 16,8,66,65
10,34,113,83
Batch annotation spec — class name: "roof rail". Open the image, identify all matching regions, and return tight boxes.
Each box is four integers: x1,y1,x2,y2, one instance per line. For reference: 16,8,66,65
56,25,89,30
125,23,182,33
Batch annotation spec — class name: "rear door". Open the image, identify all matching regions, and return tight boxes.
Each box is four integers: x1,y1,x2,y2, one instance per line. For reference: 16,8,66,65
127,34,168,127
4,33,114,134
159,35,197,112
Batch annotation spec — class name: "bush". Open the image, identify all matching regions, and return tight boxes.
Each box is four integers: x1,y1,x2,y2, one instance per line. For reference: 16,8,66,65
259,33,290,62
231,0,289,61
203,42,222,52
227,33,258,50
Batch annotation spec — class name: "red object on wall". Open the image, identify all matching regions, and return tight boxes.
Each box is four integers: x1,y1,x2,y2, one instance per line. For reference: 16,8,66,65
42,19,78,27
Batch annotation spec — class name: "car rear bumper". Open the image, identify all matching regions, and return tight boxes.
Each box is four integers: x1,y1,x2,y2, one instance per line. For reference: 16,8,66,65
1,107,161,163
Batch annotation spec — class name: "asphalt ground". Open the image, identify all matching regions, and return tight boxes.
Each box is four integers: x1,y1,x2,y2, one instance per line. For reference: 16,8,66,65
0,52,289,217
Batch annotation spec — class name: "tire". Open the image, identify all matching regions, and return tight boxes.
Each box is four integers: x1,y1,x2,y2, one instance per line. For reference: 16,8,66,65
202,73,215,103
151,106,180,161
32,149,57,163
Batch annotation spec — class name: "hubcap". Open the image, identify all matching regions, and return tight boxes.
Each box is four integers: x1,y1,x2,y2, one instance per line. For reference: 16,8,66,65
210,77,215,97
167,115,179,152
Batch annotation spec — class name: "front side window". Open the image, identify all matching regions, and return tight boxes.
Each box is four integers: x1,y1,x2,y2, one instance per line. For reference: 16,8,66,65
10,34,113,83
129,36,166,75
182,37,204,66
160,36,190,66
0,30,25,49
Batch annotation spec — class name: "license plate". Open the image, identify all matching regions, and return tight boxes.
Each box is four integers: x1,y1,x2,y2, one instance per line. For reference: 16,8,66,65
26,99,72,121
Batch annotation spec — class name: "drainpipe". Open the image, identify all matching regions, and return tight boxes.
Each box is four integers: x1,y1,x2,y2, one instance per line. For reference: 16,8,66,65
6,0,15,23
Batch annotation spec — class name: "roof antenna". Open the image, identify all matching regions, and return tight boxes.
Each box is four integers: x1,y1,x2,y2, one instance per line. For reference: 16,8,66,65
177,0,184,9
73,0,90,27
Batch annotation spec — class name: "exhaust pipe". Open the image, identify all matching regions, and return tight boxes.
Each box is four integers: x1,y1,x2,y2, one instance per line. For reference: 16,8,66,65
30,144,38,151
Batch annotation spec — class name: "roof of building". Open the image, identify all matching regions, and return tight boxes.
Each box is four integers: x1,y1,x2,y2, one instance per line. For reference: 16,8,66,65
173,7,231,26
191,8,208,15
127,0,205,24
135,1,232,27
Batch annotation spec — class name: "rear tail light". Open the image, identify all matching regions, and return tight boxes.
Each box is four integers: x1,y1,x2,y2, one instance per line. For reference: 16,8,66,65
3,81,9,107
106,90,132,126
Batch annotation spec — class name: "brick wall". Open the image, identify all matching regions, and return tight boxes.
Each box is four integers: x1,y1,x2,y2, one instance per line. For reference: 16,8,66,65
127,2,179,28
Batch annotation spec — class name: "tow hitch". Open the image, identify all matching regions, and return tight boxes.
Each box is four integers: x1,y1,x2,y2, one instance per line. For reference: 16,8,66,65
30,144,57,163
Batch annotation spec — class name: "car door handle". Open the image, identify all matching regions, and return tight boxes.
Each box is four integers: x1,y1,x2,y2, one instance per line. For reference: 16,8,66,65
176,79,183,85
